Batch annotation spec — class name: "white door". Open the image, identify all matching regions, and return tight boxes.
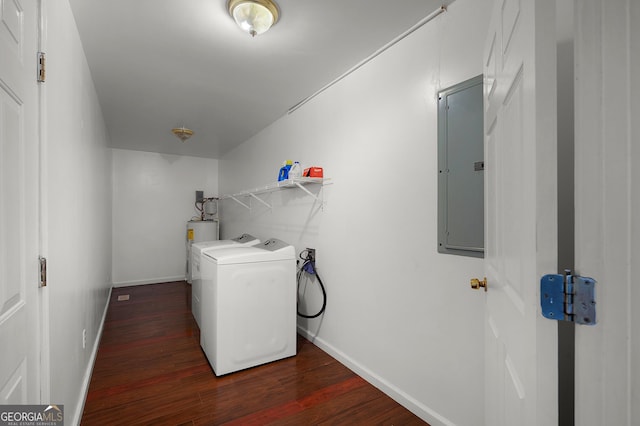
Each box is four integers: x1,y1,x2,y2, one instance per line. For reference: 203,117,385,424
482,0,558,424
574,1,640,424
0,0,42,404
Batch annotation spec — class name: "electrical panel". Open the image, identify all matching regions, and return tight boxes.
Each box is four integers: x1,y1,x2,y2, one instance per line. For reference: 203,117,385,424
437,75,484,258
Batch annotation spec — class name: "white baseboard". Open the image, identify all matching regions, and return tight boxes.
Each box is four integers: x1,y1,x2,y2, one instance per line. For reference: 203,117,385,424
296,326,455,426
112,276,186,287
72,287,112,426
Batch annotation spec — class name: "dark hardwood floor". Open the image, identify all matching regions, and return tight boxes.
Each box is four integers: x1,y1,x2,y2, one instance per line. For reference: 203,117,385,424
81,281,428,425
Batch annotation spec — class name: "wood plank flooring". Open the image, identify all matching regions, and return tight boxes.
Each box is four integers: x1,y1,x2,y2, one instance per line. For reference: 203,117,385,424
81,281,428,425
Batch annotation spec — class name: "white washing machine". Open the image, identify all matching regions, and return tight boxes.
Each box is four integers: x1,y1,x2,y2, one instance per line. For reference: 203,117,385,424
200,238,297,375
191,234,260,328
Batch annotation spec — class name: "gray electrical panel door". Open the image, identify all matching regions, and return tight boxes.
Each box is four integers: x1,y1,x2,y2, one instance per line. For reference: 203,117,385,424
438,75,484,258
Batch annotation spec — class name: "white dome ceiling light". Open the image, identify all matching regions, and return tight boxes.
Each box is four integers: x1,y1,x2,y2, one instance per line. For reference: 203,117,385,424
171,126,194,142
227,0,280,37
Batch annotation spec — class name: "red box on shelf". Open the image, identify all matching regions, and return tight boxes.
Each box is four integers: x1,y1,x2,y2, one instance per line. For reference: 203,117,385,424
303,167,323,178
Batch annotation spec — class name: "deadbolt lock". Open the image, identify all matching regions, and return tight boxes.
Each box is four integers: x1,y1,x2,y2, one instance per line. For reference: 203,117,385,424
470,277,487,292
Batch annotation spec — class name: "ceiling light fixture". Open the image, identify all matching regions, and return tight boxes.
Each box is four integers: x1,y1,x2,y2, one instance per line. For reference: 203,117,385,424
227,0,279,37
172,126,194,142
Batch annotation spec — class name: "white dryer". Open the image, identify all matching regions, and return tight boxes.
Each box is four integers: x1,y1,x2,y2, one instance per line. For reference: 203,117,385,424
200,238,296,375
186,220,218,284
191,234,260,328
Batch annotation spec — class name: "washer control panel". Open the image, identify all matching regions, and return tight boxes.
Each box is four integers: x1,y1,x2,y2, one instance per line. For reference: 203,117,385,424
232,233,258,243
261,238,290,252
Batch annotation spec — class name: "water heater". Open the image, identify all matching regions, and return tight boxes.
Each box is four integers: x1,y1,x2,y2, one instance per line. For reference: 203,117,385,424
186,220,218,283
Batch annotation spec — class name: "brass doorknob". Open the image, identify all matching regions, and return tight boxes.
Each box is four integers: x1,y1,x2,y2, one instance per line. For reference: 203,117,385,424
471,277,487,292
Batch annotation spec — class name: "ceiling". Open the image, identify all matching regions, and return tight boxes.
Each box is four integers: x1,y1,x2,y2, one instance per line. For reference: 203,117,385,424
69,0,452,159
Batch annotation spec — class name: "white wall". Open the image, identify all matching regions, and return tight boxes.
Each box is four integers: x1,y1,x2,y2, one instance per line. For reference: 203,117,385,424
218,0,489,424
44,1,112,424
111,149,218,286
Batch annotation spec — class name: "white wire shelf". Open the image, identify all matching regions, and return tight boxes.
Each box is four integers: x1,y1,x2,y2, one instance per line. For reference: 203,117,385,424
219,177,327,210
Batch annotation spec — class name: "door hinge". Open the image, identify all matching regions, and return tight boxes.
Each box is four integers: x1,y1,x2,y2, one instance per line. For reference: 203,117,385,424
39,256,47,287
37,52,46,83
540,270,596,325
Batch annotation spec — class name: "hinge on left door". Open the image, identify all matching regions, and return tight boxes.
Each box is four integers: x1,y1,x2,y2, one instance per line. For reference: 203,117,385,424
540,270,596,325
37,52,46,83
39,256,47,287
